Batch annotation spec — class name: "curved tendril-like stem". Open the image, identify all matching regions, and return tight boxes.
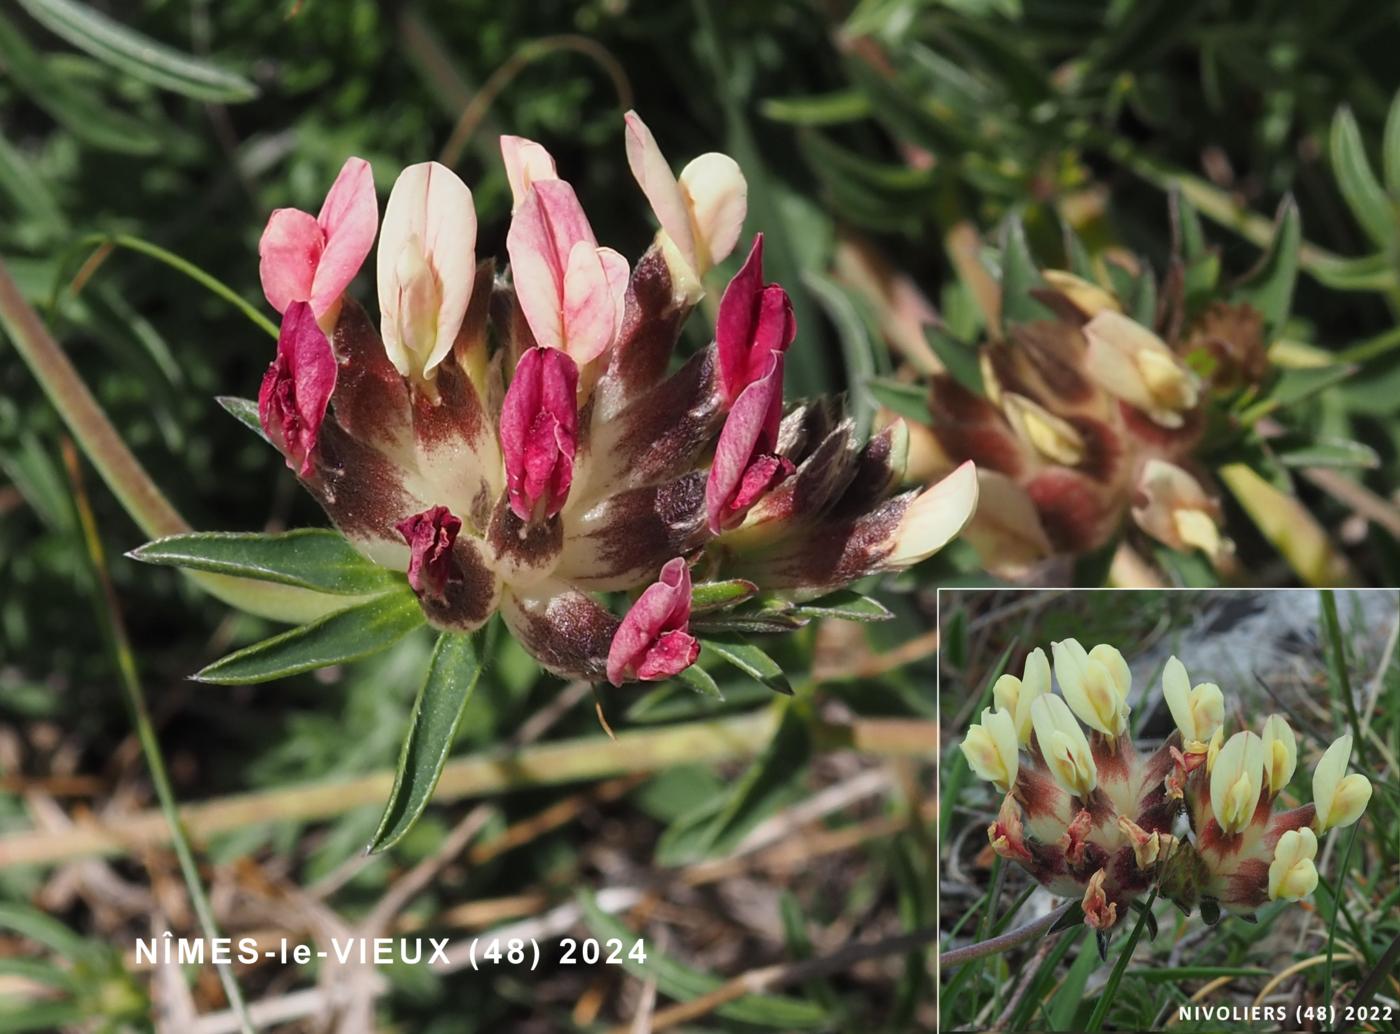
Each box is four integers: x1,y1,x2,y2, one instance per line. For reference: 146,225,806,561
0,252,350,625
939,900,1077,970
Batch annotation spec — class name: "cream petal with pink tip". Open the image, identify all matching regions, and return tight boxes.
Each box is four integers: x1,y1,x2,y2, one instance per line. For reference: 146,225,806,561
624,110,747,280
377,161,476,382
500,135,559,211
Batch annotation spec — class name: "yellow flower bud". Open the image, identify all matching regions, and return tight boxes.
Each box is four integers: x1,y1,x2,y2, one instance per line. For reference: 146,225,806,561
993,647,1049,746
1083,311,1200,427
961,707,1020,793
1268,827,1319,901
1313,734,1372,832
1261,714,1297,796
1031,694,1098,797
1161,655,1224,752
1210,731,1265,835
1052,638,1130,736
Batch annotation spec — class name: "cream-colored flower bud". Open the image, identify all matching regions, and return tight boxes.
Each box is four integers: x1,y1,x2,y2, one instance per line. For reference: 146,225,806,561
961,707,1020,793
1083,311,1200,427
1031,694,1098,797
1052,638,1129,737
1210,731,1266,835
993,647,1049,746
1002,393,1085,466
1268,827,1319,901
1261,714,1297,796
1313,734,1372,832
1161,655,1224,752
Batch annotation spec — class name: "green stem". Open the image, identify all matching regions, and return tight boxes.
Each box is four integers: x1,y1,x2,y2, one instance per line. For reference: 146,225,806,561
66,444,254,1034
1320,590,1369,770
0,251,346,625
54,233,279,338
1324,824,1360,1025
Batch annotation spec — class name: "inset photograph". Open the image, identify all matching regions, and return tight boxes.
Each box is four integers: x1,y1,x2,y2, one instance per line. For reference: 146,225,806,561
938,589,1397,1033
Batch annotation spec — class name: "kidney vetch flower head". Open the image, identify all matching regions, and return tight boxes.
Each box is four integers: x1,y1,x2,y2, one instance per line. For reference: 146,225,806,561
237,113,979,685
962,644,1371,948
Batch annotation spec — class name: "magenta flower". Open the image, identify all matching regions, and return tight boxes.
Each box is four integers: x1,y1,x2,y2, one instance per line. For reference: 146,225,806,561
606,558,701,685
258,157,377,325
257,301,337,478
396,506,462,603
236,116,978,681
506,142,629,366
706,352,794,533
716,235,796,408
499,346,580,522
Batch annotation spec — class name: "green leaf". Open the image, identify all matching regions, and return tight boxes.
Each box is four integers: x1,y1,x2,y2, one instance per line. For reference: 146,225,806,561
1277,439,1380,470
675,663,723,699
789,589,893,622
15,0,257,102
577,890,829,1028
216,396,269,442
0,13,164,155
1384,87,1400,197
701,638,792,695
130,529,403,596
193,593,423,684
1309,251,1398,292
806,272,880,435
925,325,984,394
690,579,759,612
996,215,1047,330
760,89,870,126
867,376,932,424
1330,105,1395,248
1231,196,1301,340
368,632,484,852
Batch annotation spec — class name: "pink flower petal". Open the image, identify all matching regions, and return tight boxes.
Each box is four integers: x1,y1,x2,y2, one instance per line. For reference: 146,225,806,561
395,505,462,602
500,135,558,211
500,347,580,521
258,208,323,314
562,240,618,364
257,301,337,477
507,179,600,353
606,557,696,685
308,156,378,318
705,350,789,532
597,246,631,346
716,235,796,406
624,111,696,271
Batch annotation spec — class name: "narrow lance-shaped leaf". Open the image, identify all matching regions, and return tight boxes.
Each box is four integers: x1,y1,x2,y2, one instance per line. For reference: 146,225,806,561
15,0,258,102
130,529,403,596
996,215,1047,331
193,593,424,684
790,589,894,622
676,663,723,700
369,631,485,852
216,396,270,442
1231,196,1301,341
1329,106,1395,249
701,638,792,695
689,579,759,612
